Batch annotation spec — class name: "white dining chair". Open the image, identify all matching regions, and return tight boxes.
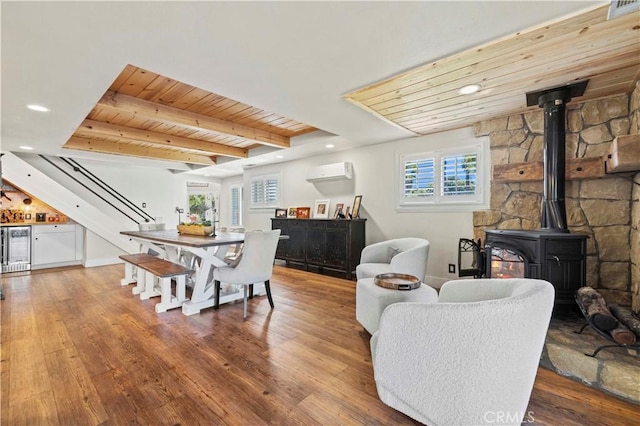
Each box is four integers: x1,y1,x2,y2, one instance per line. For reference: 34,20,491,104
212,229,281,319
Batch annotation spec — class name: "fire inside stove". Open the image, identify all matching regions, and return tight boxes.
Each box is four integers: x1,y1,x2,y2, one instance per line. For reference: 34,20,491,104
489,247,525,279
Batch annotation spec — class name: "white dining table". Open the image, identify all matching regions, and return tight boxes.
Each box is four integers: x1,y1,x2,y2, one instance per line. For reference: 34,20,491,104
120,229,252,315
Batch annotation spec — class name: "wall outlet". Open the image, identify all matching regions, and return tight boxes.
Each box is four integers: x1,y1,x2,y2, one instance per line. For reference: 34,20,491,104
142,202,147,208
448,264,456,274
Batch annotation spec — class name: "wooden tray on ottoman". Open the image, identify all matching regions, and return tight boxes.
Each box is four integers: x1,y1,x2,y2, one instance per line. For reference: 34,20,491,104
374,273,421,291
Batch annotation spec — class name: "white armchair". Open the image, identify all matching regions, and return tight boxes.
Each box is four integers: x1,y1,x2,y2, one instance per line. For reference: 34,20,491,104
356,237,430,281
370,278,555,426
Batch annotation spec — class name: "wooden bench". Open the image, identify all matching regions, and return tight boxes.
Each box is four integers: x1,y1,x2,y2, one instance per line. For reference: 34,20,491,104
136,259,194,313
119,253,160,295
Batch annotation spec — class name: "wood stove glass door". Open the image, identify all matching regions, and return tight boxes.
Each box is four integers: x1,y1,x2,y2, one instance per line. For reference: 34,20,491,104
489,247,525,279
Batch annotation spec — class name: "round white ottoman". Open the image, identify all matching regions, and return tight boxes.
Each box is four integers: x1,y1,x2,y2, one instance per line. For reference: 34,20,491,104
356,277,438,334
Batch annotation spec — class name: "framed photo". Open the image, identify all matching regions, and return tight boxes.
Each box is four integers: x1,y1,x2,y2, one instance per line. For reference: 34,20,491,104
275,208,287,218
314,200,330,219
344,206,351,219
352,195,363,218
296,207,311,219
333,203,344,219
287,207,298,218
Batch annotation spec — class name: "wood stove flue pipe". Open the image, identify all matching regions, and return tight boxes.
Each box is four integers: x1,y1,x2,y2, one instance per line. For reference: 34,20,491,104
527,80,589,232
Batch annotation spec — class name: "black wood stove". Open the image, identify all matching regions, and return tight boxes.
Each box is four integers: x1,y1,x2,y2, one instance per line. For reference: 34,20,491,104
477,81,589,308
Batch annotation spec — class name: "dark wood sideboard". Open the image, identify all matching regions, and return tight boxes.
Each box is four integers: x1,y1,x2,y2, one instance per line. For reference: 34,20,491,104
271,218,366,279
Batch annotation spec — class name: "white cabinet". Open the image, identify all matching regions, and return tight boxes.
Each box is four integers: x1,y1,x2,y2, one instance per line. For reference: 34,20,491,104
32,224,84,269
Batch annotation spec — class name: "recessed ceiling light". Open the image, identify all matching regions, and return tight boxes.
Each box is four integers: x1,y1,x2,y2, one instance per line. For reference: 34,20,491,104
19,145,34,150
27,104,50,112
276,155,284,159
325,144,335,149
458,85,480,95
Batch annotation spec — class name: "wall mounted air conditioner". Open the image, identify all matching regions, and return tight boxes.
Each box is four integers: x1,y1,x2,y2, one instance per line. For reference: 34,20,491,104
306,162,353,182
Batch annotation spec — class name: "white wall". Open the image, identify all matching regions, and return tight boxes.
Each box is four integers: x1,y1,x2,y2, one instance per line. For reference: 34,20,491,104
83,229,122,267
227,127,481,286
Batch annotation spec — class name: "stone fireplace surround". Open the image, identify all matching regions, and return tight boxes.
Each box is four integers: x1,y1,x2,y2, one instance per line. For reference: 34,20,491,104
471,83,640,404
473,81,640,312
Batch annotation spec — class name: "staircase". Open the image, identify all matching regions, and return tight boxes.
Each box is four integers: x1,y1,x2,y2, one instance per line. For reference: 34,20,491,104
2,152,138,254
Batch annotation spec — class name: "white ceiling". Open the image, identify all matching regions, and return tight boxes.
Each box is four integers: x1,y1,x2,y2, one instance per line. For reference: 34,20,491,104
1,1,604,178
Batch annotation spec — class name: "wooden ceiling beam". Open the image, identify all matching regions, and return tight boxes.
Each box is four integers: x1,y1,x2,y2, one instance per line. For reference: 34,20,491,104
98,91,290,148
76,119,248,158
64,136,217,165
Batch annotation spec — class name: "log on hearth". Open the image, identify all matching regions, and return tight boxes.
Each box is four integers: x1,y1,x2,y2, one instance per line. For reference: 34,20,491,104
575,287,618,331
609,304,640,338
609,324,637,346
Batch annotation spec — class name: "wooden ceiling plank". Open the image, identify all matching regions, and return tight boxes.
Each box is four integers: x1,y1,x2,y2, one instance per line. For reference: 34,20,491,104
158,83,202,110
77,119,248,158
271,119,301,133
384,46,639,122
287,122,316,133
172,87,211,110
259,116,291,129
151,83,199,107
233,110,273,126
390,54,640,126
185,93,227,113
227,106,262,121
352,12,640,118
346,5,609,102
115,68,159,98
64,136,217,165
365,17,639,110
98,91,290,148
585,63,640,84
576,83,640,101
342,7,637,136
138,75,177,101
375,41,638,117
87,108,122,123
108,64,138,92
387,52,640,123
120,116,155,130
173,128,202,139
201,98,239,116
214,103,253,120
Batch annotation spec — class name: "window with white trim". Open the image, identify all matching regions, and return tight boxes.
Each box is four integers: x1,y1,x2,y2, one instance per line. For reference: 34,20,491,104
396,143,488,211
229,184,243,226
249,173,280,209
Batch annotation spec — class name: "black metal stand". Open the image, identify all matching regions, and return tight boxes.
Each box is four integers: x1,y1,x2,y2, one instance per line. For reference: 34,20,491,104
574,294,640,357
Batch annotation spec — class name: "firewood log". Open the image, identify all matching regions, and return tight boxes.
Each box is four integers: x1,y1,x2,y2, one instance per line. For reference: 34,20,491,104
609,324,637,346
575,287,618,331
609,304,640,338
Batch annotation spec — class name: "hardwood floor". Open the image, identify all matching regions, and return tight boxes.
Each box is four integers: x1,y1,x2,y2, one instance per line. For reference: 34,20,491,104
1,264,637,425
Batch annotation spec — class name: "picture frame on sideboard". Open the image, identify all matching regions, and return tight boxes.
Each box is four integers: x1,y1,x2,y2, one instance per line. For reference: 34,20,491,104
314,200,330,219
333,203,344,219
352,195,362,218
296,207,311,219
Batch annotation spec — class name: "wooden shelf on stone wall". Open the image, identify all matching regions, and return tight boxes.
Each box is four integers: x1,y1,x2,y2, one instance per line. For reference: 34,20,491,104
605,134,640,174
493,157,605,183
